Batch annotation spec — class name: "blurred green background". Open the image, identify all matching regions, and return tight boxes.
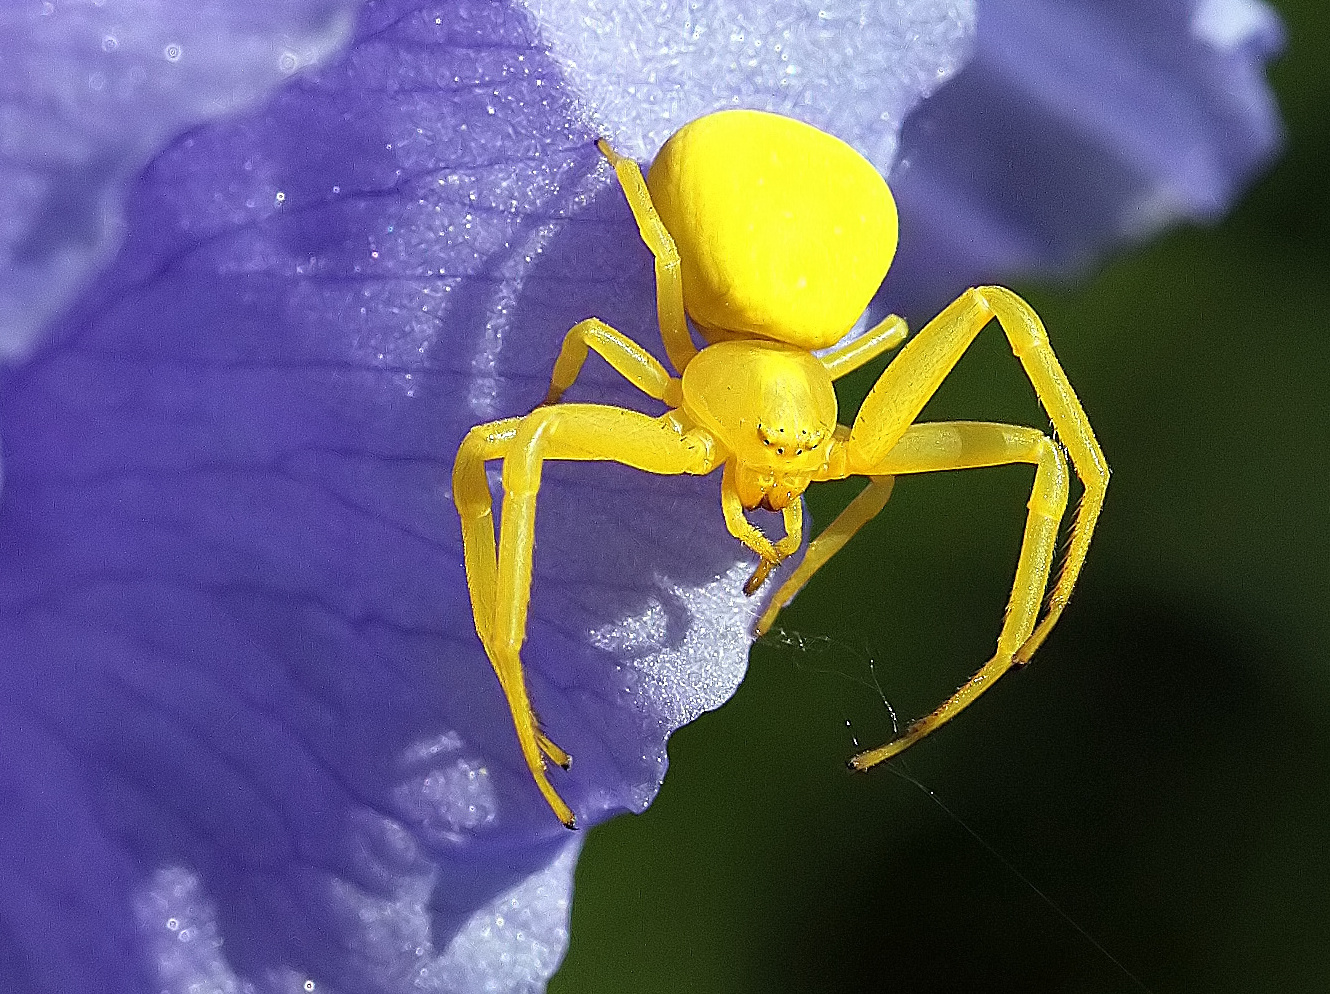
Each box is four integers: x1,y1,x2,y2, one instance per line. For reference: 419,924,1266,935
552,2,1330,990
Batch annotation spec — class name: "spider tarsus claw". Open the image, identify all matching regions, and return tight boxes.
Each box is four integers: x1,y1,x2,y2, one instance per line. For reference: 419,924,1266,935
545,787,577,828
753,610,776,639
849,727,922,771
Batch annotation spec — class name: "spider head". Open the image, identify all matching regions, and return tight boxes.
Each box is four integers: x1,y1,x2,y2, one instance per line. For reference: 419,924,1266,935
734,419,829,510
756,421,827,452
680,339,838,511
733,461,811,512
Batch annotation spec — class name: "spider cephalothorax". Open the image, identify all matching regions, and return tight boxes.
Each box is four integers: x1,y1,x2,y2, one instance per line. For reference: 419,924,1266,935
454,109,1108,827
679,338,837,511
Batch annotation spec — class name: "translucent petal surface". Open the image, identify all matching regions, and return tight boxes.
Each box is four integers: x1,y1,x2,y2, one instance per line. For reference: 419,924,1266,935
883,0,1285,316
0,0,361,360
0,0,971,991
518,0,974,165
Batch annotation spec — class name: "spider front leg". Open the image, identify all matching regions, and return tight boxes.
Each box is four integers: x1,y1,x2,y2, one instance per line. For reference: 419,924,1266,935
828,287,1106,767
842,421,1069,769
850,288,1108,648
457,403,718,827
454,418,572,771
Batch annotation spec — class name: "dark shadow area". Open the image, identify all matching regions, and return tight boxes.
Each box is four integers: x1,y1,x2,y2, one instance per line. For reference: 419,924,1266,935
764,591,1330,992
554,2,1330,991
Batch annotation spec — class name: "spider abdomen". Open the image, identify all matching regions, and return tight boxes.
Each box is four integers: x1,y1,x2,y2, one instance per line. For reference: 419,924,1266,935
646,109,898,351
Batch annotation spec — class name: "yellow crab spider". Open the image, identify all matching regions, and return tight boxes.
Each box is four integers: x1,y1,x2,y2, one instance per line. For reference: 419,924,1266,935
453,109,1108,828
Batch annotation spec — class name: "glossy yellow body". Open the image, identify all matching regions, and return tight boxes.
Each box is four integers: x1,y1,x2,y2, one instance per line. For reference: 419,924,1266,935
680,340,837,510
648,110,898,349
453,111,1109,828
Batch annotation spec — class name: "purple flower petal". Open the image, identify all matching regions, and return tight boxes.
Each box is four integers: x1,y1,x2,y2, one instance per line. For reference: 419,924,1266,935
519,0,973,165
884,0,1285,315
0,1,974,991
0,0,361,360
0,0,1287,986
